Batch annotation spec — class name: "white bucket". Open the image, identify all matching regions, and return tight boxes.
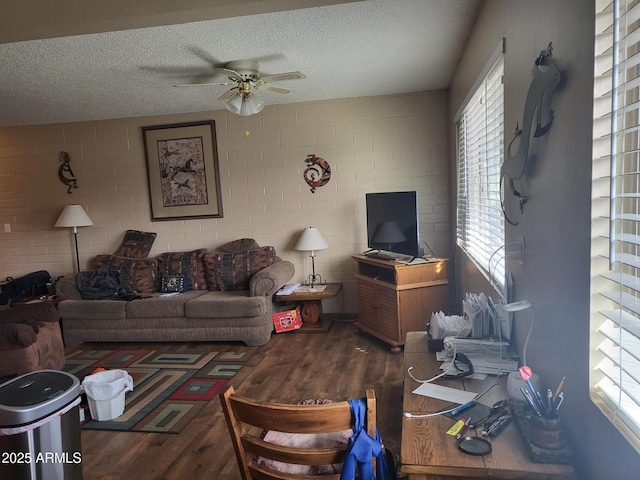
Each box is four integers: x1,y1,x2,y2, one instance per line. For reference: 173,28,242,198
81,369,133,421
86,390,127,421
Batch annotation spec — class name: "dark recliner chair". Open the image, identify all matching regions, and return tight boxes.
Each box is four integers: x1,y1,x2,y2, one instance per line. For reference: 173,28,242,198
0,301,65,382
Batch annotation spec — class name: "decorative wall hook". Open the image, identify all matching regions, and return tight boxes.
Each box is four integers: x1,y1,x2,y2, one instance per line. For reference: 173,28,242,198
58,151,78,194
303,154,331,193
501,42,561,225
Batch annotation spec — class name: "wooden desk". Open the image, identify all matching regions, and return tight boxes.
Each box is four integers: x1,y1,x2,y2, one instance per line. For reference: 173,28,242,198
275,283,342,332
401,332,575,479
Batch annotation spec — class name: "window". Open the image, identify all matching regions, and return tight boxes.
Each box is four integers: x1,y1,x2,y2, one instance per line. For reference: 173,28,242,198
456,42,505,292
591,0,640,452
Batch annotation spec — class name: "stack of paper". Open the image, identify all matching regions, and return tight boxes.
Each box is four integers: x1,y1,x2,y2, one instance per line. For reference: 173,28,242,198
430,311,472,339
463,293,511,341
276,283,300,295
441,336,519,375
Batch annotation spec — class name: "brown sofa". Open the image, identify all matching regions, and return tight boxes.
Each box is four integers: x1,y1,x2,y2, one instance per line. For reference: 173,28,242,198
0,301,65,381
56,239,295,347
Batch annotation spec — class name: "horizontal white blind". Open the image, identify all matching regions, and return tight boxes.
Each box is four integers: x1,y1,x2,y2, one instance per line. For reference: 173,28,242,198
457,54,505,291
591,0,640,452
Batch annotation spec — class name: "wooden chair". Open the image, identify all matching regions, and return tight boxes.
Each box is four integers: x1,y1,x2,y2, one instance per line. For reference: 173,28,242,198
219,386,377,480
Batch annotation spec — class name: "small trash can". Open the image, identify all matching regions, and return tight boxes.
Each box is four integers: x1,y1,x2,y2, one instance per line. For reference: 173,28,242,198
81,369,133,421
0,370,83,480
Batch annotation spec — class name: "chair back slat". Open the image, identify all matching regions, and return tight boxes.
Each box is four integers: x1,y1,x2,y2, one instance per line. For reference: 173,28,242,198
220,386,378,480
249,464,341,480
241,435,347,465
229,395,354,433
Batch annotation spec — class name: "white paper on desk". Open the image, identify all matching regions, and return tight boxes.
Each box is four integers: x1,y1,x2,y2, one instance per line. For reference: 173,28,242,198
412,383,477,404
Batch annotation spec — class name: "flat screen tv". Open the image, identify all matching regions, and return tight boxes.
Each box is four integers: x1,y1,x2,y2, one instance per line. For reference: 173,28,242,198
366,191,420,258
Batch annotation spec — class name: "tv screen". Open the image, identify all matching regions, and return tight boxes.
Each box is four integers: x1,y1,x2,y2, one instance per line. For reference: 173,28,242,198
366,191,419,258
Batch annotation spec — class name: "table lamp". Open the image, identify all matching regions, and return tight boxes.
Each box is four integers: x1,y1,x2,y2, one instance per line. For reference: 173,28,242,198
55,204,94,272
503,300,541,399
373,220,406,251
295,227,328,287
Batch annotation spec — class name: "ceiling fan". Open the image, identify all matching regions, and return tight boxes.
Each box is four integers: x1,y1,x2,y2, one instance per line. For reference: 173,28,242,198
174,60,306,116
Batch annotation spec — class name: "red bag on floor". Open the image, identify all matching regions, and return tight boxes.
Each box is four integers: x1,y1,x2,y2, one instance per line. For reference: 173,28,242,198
272,306,303,333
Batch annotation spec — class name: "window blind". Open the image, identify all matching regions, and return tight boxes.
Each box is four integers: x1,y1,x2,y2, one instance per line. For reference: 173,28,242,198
456,52,505,292
591,0,640,452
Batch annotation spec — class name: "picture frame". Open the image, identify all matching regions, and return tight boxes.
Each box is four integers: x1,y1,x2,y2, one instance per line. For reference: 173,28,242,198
142,120,223,220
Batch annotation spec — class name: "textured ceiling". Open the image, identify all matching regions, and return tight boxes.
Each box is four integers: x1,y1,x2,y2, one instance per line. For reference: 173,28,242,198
0,0,482,127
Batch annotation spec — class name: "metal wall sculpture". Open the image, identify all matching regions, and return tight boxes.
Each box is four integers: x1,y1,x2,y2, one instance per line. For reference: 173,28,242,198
501,43,562,225
58,151,78,194
303,154,331,193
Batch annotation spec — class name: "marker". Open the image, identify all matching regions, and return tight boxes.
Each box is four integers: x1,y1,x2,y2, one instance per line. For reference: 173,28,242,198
456,417,472,439
446,418,467,436
553,376,565,402
554,392,564,411
450,400,476,416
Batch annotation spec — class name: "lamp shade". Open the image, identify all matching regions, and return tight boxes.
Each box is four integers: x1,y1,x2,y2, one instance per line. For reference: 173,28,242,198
373,221,406,244
295,227,328,252
225,91,265,116
55,205,93,228
503,300,532,312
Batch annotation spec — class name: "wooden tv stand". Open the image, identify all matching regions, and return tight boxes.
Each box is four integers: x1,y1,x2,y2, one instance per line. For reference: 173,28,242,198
352,254,448,353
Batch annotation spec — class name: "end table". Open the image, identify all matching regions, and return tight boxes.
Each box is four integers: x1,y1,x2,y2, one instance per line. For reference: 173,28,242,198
275,282,342,332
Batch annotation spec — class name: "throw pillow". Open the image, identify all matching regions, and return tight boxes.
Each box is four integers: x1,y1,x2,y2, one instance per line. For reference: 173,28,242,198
113,230,157,259
204,247,276,291
156,249,207,291
92,255,159,293
218,238,260,253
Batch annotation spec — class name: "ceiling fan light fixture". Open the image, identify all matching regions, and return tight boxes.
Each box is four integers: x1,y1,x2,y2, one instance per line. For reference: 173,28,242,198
239,92,265,116
224,90,265,117
225,92,244,115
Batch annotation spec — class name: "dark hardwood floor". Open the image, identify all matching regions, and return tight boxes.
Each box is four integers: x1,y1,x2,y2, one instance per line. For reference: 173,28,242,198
72,319,405,479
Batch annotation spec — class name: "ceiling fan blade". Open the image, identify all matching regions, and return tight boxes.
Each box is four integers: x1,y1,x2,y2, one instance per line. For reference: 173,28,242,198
260,71,306,83
222,68,245,82
174,81,234,88
217,87,239,101
265,85,291,95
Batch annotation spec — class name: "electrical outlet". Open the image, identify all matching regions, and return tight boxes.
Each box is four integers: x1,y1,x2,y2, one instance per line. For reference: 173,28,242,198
506,236,525,265
4,224,10,233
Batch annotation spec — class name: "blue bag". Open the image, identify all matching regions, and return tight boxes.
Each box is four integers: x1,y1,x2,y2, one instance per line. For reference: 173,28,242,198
340,398,394,480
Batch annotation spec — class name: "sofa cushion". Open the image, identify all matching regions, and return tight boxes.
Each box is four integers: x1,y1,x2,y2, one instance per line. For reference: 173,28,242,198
125,290,208,318
185,291,268,319
0,323,37,349
58,299,128,320
93,255,159,293
157,249,207,291
204,247,277,291
218,238,260,253
113,230,157,258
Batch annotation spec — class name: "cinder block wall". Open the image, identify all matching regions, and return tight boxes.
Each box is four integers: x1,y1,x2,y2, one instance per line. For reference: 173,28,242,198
0,92,450,313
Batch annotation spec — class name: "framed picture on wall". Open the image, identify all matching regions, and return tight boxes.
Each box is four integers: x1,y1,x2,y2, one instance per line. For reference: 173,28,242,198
142,120,223,220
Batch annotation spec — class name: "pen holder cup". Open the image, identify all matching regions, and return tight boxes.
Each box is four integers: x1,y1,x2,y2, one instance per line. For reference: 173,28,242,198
506,371,541,400
530,414,565,450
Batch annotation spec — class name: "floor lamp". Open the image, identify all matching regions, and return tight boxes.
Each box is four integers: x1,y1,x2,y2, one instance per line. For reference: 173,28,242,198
55,205,94,272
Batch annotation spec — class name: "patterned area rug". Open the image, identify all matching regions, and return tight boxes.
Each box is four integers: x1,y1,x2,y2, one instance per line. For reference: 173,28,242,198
63,347,253,434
